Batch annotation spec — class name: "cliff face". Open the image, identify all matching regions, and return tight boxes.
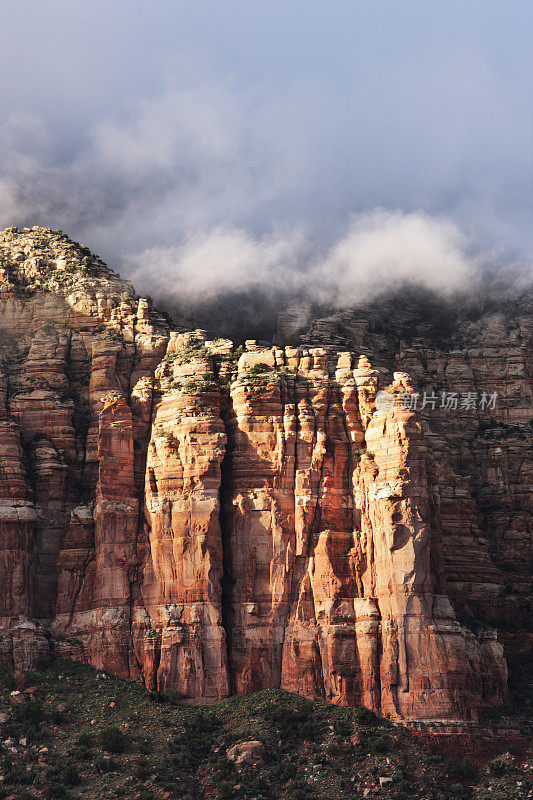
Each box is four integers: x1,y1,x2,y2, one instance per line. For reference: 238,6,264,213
0,227,522,722
279,291,532,692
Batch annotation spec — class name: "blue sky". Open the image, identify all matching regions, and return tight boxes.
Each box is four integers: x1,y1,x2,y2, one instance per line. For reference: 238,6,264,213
0,1,531,301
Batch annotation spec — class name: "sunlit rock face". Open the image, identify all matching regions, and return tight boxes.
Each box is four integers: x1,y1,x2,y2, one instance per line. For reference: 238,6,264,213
281,290,532,708
0,227,525,722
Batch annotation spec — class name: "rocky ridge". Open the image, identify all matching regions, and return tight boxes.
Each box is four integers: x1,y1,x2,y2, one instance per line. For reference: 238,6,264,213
0,228,519,723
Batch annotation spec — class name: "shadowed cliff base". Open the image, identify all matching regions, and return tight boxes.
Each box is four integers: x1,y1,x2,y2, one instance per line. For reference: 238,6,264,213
156,278,533,350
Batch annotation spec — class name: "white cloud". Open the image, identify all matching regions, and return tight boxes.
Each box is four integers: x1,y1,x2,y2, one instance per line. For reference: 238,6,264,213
127,225,308,303
125,210,480,308
311,210,476,304
0,66,529,309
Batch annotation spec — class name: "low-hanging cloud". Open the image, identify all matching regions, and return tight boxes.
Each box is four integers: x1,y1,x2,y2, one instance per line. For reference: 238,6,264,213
311,209,477,304
127,225,308,303
0,74,328,252
0,16,530,312
126,209,479,309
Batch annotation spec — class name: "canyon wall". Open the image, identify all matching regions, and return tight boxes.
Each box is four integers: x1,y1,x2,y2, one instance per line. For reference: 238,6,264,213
281,291,532,692
0,227,526,722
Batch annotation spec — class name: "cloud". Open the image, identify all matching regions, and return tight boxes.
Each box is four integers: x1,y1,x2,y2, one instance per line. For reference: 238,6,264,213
127,225,308,303
125,210,480,310
0,39,530,311
0,102,502,306
0,81,318,257
310,210,477,304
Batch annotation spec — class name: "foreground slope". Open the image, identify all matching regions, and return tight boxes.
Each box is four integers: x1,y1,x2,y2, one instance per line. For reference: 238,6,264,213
0,659,531,800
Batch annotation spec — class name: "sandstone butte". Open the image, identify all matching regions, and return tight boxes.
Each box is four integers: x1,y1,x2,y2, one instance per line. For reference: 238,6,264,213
0,226,530,725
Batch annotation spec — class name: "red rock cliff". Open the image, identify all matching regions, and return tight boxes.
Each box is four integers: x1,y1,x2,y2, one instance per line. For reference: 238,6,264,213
0,227,520,723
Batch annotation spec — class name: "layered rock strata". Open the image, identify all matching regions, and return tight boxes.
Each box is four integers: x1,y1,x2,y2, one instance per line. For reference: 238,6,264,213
0,227,516,721
280,291,532,682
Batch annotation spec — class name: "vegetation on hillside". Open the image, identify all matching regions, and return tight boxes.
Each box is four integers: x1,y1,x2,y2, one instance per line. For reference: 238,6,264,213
0,660,530,800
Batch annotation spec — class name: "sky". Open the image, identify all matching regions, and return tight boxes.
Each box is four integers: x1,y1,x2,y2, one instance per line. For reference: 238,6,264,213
0,1,531,306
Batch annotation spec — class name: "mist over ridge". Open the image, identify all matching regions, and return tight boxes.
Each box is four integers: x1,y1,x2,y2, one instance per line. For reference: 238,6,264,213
0,1,531,315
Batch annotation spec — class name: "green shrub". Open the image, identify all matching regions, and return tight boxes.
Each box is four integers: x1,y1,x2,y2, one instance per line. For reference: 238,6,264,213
216,782,237,800
1,758,34,787
326,740,342,757
135,756,151,780
137,736,154,754
396,778,413,792
250,362,270,374
76,732,94,747
281,763,298,781
286,779,314,800
50,705,70,724
459,758,477,781
367,734,388,754
445,757,477,781
34,654,54,670
61,764,81,786
488,758,510,776
332,717,352,737
214,756,236,778
100,725,127,754
14,700,45,725
448,783,468,798
94,755,120,773
75,745,92,761
46,785,68,799
0,665,15,691
353,706,377,725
